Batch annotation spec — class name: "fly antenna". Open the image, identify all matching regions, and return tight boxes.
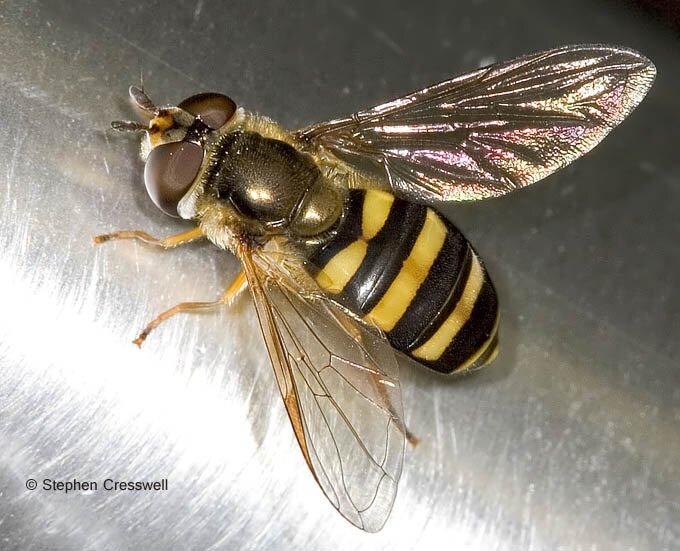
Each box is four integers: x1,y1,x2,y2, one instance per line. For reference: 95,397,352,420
111,120,147,132
129,85,158,116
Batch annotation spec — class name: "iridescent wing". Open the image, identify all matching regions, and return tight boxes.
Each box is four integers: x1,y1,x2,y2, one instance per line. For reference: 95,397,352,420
297,44,656,202
238,240,406,532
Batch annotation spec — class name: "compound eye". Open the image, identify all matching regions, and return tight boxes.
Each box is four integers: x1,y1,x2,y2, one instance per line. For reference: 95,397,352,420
177,93,236,129
144,141,203,217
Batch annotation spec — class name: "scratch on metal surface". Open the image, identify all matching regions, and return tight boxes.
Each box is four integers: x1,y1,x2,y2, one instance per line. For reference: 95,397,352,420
0,76,90,120
5,134,26,184
335,5,404,56
449,413,458,457
503,264,676,369
520,482,536,551
102,132,112,176
193,0,205,22
94,22,208,90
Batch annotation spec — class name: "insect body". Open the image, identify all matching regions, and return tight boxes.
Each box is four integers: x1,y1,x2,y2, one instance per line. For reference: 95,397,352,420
96,45,655,531
200,125,498,373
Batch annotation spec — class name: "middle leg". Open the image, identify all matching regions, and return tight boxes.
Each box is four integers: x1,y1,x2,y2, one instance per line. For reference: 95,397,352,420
133,269,248,347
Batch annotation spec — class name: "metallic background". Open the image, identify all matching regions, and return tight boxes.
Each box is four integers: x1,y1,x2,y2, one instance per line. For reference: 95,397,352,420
1,1,678,549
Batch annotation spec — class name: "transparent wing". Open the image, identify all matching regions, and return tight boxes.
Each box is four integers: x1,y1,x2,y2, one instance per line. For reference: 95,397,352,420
238,240,405,532
297,44,656,202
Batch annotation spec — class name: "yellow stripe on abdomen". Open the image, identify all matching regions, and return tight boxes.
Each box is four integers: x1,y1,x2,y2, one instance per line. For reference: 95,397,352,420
362,190,394,240
365,209,447,331
315,240,367,294
314,189,395,296
411,253,485,361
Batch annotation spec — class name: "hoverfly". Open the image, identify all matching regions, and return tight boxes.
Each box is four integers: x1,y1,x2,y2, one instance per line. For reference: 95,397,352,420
95,45,655,531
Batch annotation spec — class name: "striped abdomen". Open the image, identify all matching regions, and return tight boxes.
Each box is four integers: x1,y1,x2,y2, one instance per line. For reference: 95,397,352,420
304,190,499,374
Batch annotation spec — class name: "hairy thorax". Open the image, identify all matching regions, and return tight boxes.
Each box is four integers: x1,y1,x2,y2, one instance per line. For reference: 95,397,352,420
189,112,362,252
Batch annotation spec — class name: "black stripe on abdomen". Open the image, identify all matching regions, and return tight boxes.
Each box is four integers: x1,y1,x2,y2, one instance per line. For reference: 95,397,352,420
387,221,471,351
438,276,498,369
341,199,426,314
411,271,499,374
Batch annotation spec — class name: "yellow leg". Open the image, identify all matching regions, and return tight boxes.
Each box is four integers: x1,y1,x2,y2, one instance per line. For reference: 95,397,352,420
93,226,204,249
133,270,248,347
223,270,248,304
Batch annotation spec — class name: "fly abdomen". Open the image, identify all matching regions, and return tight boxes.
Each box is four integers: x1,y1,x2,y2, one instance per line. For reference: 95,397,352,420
305,189,499,374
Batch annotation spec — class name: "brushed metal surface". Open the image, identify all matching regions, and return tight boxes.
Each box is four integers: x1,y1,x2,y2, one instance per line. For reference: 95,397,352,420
1,1,678,549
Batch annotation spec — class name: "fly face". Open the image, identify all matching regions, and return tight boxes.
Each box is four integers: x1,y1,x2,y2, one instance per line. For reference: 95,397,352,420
96,45,655,532
112,87,238,217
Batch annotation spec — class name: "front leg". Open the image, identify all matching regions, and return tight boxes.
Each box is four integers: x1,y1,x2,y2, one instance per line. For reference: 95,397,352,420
93,226,204,249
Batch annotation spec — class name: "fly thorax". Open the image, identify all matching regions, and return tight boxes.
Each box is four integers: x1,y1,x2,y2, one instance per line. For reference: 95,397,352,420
204,130,335,236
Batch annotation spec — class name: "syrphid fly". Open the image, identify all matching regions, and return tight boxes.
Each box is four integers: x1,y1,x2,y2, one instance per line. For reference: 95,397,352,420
94,45,655,531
